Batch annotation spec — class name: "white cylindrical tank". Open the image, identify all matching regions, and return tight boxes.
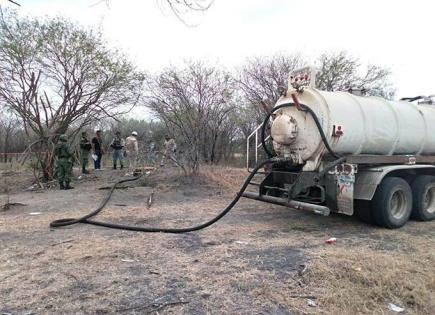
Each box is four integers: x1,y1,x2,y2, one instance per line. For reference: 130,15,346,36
271,88,435,170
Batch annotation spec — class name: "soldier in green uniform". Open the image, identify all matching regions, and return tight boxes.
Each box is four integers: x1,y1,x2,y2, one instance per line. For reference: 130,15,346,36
54,134,74,190
79,131,92,174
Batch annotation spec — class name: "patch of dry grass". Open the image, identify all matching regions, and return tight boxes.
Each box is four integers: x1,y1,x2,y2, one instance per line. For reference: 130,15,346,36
303,246,435,315
2,165,434,314
199,165,247,191
0,169,34,194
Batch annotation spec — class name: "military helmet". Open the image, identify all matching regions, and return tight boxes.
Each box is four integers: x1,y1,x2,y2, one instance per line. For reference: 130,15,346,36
59,134,68,142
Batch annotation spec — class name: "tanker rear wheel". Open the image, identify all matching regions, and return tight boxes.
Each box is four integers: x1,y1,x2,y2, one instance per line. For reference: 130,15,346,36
411,175,435,221
371,177,412,229
354,200,375,225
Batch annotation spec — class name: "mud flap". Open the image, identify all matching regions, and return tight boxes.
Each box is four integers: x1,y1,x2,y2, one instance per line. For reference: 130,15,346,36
336,173,355,215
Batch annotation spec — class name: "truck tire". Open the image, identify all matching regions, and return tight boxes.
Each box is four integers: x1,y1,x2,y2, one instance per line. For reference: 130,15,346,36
354,200,375,225
410,175,435,221
371,177,412,228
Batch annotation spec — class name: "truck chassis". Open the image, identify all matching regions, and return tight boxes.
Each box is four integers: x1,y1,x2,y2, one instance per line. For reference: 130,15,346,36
244,144,435,228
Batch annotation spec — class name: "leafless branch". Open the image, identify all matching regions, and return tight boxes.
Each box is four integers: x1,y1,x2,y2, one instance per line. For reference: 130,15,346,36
144,61,237,173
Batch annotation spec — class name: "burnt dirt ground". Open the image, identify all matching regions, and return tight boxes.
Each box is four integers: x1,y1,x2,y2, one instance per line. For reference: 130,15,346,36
1,166,434,315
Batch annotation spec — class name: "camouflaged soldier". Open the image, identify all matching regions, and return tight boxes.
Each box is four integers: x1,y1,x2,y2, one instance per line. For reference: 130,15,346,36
148,141,157,166
79,131,92,174
160,135,178,167
54,134,74,190
110,131,125,170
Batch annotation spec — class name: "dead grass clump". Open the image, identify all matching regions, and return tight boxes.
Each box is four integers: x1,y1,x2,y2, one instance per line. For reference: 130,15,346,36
305,247,435,314
143,165,246,192
199,165,246,191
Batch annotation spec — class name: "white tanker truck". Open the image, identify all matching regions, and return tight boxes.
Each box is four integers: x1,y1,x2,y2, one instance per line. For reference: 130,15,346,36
243,67,435,228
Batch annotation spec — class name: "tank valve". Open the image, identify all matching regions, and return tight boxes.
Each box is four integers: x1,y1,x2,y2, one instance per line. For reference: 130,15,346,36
271,113,298,145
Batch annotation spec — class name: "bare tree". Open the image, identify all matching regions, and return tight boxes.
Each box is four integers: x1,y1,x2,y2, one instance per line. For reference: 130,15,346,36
231,96,259,139
316,51,394,98
0,113,22,162
237,53,306,123
90,0,215,26
159,0,215,24
145,61,234,174
2,1,21,7
0,11,145,180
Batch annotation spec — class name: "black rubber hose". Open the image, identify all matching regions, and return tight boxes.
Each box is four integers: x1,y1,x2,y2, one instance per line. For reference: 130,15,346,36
260,102,340,159
400,96,424,102
50,158,276,233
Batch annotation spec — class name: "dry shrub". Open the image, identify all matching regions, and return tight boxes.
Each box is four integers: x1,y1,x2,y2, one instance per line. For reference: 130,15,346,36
199,165,247,191
144,165,247,192
304,246,435,315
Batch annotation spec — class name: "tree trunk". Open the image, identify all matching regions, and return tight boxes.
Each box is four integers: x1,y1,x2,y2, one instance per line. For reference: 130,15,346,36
3,136,8,163
210,132,219,164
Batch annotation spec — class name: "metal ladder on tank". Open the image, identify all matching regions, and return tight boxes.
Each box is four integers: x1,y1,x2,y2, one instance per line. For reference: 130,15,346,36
246,123,270,171
244,123,270,196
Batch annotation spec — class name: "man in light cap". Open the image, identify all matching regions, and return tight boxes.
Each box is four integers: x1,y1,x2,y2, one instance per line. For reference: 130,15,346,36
125,131,139,176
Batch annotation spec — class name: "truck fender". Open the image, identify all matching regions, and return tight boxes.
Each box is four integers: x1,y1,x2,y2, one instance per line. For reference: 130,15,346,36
354,165,435,200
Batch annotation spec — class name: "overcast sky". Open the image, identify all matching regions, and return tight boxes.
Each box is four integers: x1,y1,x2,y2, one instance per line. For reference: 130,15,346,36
5,0,435,99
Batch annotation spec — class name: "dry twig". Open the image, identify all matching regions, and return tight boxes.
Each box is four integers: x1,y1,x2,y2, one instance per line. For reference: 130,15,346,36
118,300,189,313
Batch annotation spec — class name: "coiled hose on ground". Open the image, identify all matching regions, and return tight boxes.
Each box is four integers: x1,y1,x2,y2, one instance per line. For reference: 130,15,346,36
50,158,276,233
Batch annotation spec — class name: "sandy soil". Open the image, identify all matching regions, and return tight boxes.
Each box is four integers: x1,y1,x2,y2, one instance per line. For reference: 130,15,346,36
1,166,434,315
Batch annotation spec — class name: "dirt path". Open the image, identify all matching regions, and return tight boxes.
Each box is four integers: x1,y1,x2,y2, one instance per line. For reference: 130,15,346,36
1,167,434,314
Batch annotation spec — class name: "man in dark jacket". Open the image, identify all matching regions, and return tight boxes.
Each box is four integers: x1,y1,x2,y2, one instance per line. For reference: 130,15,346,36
54,134,74,190
79,131,92,174
91,130,104,170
